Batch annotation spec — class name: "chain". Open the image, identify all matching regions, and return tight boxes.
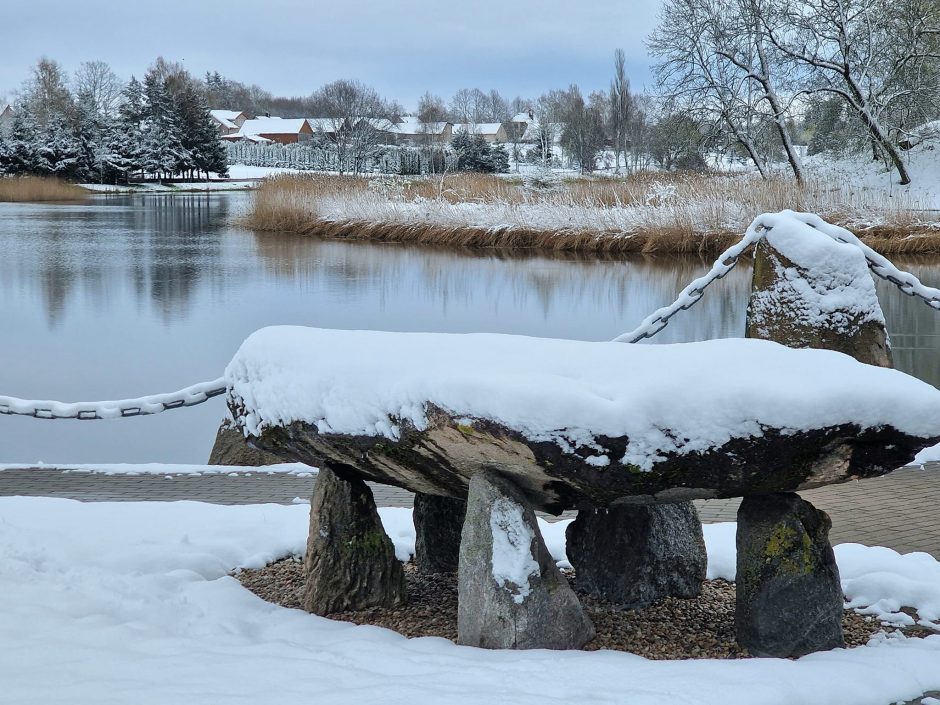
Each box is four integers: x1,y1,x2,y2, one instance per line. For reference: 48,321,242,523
613,223,768,343
786,211,940,311
0,378,227,420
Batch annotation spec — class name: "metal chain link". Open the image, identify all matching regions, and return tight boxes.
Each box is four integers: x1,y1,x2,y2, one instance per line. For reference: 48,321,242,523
0,378,227,420
789,211,940,312
613,224,768,343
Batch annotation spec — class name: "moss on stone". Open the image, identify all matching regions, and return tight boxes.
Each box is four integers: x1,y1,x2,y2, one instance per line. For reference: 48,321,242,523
762,523,816,575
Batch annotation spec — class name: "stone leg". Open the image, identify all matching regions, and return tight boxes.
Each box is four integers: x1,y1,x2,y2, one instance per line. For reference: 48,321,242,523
414,492,466,574
735,493,844,657
457,470,594,650
302,466,406,615
565,502,707,607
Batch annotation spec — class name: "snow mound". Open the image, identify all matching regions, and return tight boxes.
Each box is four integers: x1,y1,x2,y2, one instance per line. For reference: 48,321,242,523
2,497,940,705
226,328,940,469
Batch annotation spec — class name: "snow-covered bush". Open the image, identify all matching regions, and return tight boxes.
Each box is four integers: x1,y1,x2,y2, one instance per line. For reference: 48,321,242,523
522,165,563,195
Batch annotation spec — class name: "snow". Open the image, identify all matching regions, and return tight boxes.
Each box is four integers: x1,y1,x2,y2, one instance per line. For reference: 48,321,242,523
3,496,940,705
209,109,244,130
453,122,504,136
749,211,884,334
489,496,539,604
82,181,257,193
914,442,940,464
225,327,940,471
392,117,450,136
0,462,314,475
802,141,940,211
238,118,310,137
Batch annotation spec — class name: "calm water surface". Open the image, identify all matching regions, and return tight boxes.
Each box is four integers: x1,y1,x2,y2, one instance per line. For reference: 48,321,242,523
2,192,939,464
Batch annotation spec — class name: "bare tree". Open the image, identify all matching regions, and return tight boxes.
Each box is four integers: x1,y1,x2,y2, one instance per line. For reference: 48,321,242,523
73,61,124,116
649,0,802,180
20,57,74,125
609,49,634,173
313,79,393,174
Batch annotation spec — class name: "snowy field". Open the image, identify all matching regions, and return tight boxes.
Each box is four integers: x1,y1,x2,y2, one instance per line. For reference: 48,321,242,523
1,496,938,705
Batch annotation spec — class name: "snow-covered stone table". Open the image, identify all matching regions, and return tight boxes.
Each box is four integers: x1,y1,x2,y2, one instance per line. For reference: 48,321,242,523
221,211,940,656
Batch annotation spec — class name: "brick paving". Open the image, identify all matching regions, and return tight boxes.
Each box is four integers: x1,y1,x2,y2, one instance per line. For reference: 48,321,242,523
1,463,937,559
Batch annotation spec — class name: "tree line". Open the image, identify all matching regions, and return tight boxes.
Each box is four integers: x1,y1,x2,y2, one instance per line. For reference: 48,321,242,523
0,58,227,183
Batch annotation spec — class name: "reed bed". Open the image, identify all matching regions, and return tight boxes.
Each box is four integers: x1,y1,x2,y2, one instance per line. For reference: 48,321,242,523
0,176,90,203
245,172,940,255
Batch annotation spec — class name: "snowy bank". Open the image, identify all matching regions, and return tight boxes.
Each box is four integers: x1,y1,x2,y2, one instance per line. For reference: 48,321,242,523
1,496,938,705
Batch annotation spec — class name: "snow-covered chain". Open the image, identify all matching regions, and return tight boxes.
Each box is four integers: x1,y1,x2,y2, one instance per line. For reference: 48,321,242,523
613,210,940,343
613,222,767,343
0,378,227,420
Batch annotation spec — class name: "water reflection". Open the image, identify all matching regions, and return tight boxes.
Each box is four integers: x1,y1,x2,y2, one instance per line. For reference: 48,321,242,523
0,192,938,464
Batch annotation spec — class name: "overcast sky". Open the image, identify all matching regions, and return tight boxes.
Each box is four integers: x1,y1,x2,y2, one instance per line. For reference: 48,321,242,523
1,0,662,108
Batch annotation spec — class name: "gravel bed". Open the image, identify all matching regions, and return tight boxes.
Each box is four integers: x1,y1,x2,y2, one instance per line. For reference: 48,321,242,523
236,558,921,660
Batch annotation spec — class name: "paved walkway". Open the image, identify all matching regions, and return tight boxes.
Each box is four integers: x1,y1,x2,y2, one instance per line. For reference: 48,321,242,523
1,464,937,558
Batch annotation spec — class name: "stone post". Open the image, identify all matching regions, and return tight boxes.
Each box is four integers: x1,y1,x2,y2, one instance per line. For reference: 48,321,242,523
302,466,406,615
736,493,844,657
737,220,892,655
746,234,892,367
565,502,707,607
457,470,594,649
413,492,466,574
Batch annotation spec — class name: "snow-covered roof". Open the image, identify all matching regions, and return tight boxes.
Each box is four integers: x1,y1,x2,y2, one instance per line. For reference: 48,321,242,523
453,123,504,136
221,133,272,143
392,118,451,136
209,109,244,130
357,117,397,132
522,121,565,142
511,111,532,124
0,104,13,117
306,118,344,133
238,118,310,136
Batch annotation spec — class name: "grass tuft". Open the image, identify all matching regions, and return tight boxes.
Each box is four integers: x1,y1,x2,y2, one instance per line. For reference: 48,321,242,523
0,176,90,203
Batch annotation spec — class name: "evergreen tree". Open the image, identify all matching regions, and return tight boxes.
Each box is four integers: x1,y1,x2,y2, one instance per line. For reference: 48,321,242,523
451,132,509,173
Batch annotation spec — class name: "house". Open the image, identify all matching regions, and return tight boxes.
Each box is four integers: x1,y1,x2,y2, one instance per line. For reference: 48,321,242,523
0,104,14,135
306,117,347,139
391,117,453,146
232,117,314,144
508,111,533,140
452,122,508,143
209,109,248,136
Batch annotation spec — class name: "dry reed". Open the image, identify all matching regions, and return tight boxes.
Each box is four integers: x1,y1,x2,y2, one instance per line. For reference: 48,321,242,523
245,172,940,256
0,176,90,203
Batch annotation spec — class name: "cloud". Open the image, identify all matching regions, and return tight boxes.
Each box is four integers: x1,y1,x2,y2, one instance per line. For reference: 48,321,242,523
1,0,662,106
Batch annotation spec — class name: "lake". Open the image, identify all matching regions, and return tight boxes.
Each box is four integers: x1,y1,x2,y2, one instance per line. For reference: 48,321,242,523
2,192,939,464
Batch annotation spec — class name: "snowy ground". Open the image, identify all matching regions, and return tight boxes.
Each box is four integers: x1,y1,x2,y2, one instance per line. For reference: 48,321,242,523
1,496,938,705
801,144,940,211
